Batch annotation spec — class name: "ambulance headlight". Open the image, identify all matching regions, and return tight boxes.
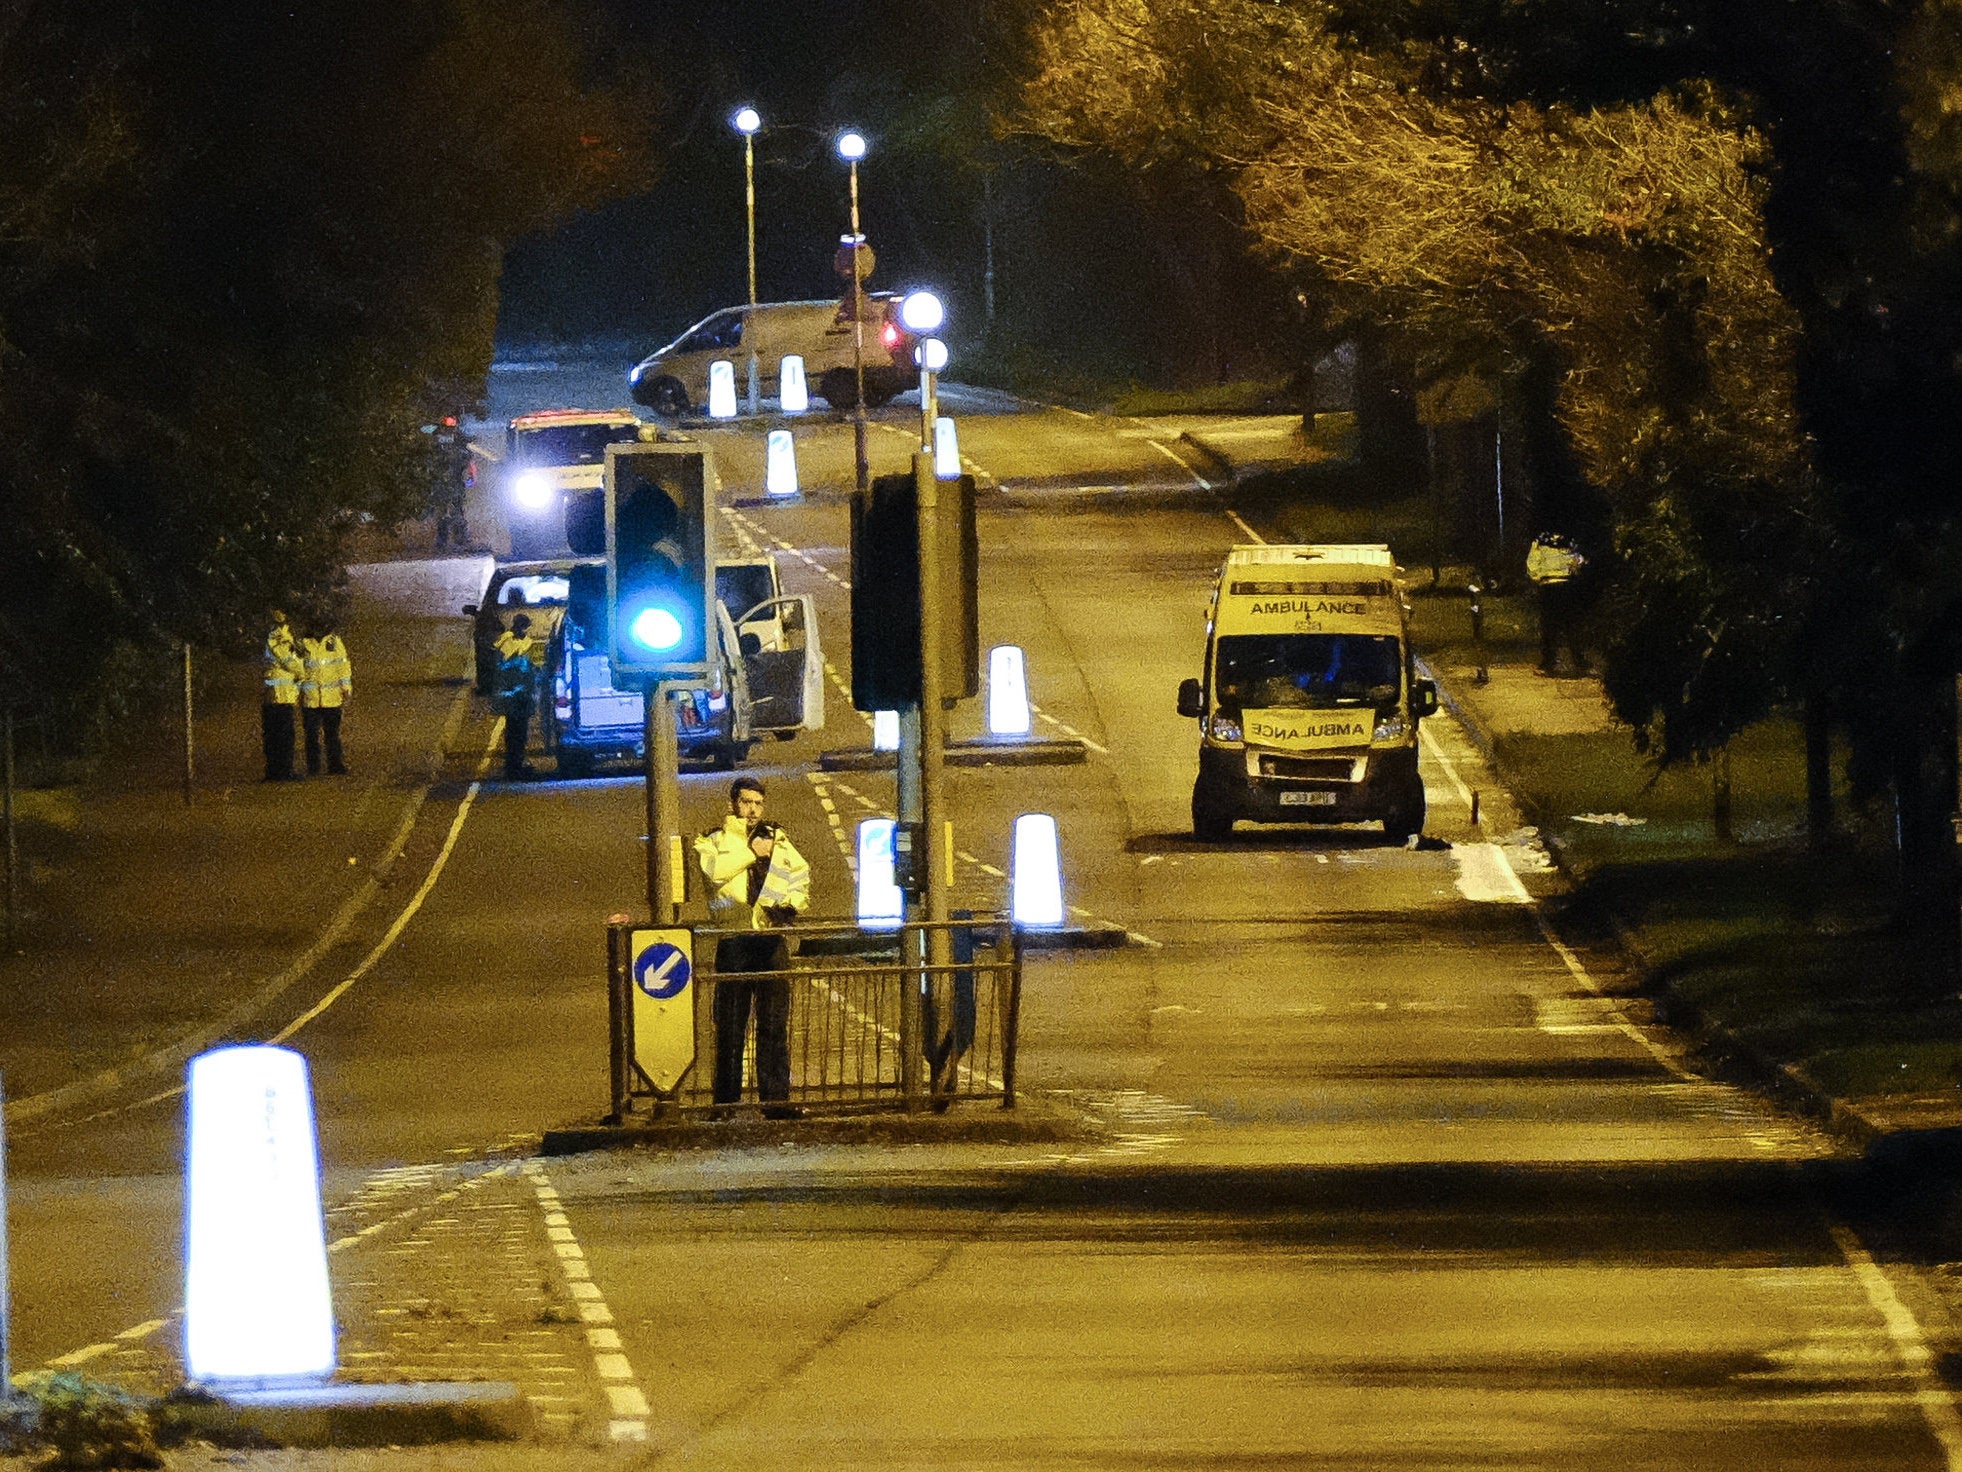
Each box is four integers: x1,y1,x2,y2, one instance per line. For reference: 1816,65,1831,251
512,470,556,510
1208,712,1243,744
1372,713,1410,744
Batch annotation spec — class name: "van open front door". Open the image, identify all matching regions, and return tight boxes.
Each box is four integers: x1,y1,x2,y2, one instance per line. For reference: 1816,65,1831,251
733,594,824,735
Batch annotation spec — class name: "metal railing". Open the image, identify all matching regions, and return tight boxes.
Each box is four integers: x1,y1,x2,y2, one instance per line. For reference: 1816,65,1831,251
606,914,1022,1120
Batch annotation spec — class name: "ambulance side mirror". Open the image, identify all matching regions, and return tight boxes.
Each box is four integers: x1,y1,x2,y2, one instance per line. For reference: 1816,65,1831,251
1176,678,1204,719
1413,678,1439,719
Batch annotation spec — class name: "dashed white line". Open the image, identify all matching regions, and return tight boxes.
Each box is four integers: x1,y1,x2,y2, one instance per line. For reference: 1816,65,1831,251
1028,703,1109,755
523,1161,649,1444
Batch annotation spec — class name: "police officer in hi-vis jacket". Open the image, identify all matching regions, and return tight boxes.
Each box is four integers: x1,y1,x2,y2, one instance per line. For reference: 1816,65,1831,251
694,776,811,1118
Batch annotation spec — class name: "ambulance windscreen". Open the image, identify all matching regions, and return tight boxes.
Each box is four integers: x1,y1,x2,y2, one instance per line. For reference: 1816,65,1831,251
1215,634,1401,710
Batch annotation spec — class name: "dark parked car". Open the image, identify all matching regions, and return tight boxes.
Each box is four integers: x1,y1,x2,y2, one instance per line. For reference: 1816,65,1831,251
461,557,602,693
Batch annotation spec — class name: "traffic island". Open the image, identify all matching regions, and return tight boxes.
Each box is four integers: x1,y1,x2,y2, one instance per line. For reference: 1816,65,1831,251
162,1379,532,1448
541,1093,1095,1156
820,736,1087,771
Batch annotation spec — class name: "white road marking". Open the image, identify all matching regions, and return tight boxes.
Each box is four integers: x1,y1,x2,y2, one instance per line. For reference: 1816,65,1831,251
1419,706,1696,1082
523,1161,648,1444
721,505,851,591
6,670,486,1131
1452,843,1530,904
1830,1223,1962,1469
1029,703,1110,755
272,721,504,1043
1146,437,1214,491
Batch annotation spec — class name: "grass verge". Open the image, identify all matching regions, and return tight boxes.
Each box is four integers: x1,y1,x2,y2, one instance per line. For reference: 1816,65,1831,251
1410,582,1962,1105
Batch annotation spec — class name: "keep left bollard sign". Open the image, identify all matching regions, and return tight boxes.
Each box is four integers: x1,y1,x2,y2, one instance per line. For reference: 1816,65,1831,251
184,1045,335,1383
630,928,696,1093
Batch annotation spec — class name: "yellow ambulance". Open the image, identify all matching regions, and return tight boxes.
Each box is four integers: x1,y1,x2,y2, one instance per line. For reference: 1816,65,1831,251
1176,544,1439,841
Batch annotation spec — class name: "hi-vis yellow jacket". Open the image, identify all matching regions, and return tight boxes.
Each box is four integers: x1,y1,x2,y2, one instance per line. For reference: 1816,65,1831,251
300,635,352,709
694,816,810,929
263,621,304,706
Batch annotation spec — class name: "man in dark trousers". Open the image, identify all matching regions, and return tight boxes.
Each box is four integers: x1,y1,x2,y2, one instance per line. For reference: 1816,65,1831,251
1526,531,1589,676
261,609,304,781
492,613,539,779
694,776,811,1119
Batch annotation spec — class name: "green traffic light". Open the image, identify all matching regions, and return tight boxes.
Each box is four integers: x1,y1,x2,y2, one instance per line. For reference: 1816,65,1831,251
630,605,685,652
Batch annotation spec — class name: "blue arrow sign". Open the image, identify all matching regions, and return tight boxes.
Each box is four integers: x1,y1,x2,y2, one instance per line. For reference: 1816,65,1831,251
633,941,691,1000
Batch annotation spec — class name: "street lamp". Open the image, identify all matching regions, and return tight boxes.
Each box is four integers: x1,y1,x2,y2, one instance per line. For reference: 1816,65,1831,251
837,130,870,500
901,289,946,453
732,107,762,415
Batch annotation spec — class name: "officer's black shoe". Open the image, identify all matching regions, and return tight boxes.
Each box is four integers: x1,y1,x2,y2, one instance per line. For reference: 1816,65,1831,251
761,1105,806,1121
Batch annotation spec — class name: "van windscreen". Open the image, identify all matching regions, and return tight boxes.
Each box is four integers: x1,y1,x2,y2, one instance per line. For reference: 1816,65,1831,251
1215,634,1401,710
716,565,775,620
515,424,639,465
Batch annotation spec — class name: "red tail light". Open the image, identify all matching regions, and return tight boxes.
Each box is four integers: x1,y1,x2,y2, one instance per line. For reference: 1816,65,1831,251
881,322,900,349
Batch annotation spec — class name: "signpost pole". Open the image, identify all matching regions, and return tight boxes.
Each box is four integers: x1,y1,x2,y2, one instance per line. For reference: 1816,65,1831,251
4,708,15,946
645,687,681,926
0,1070,10,1407
182,642,195,806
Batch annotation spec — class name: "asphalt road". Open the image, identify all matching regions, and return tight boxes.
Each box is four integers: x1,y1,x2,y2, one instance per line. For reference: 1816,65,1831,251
6,378,1958,1468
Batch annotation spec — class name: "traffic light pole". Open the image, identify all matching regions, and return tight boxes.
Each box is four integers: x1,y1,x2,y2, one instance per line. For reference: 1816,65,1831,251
913,444,951,1098
645,686,681,925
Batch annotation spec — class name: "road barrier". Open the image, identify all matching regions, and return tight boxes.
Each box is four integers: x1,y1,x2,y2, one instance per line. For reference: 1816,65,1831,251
606,915,1022,1120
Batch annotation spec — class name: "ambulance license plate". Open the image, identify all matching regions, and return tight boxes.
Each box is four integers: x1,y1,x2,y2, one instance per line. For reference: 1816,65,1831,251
1280,790,1338,806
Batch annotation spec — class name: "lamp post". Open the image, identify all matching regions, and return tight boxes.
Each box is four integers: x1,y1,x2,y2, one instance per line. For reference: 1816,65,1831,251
837,130,870,501
898,290,952,1105
732,107,761,415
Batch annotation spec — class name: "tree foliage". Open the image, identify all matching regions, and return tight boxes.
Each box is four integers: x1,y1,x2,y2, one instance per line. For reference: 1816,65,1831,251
1015,0,1821,764
0,0,656,721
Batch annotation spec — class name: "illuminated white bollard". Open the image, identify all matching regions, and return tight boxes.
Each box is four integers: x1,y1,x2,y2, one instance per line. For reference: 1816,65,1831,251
1011,813,1065,929
988,645,1032,737
935,416,961,479
856,818,904,930
780,355,809,414
872,710,900,751
766,430,799,497
707,359,738,419
184,1045,335,1383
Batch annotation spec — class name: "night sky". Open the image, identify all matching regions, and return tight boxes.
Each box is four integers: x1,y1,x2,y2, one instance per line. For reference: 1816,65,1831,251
497,0,996,350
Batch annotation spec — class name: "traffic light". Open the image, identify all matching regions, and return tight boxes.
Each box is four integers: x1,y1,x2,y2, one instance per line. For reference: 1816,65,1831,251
605,444,714,686
850,471,978,710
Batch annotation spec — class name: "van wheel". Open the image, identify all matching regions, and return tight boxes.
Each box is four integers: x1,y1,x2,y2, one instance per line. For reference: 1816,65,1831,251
557,750,594,780
818,369,859,410
1382,779,1426,844
1192,779,1235,842
645,377,689,418
863,384,897,409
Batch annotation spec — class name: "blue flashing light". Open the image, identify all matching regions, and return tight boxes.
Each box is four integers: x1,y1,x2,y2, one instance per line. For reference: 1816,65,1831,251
630,606,685,652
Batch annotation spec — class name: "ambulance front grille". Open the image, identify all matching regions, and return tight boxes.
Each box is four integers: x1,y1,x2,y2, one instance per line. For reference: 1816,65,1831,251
1258,753,1360,782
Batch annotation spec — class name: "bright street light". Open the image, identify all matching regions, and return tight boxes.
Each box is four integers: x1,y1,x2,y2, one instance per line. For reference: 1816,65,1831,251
900,290,945,335
732,108,763,413
838,129,870,499
914,338,949,373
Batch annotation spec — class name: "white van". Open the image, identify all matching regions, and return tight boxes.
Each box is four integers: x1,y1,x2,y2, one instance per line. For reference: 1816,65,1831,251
627,297,917,417
499,409,647,559
1176,544,1440,841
